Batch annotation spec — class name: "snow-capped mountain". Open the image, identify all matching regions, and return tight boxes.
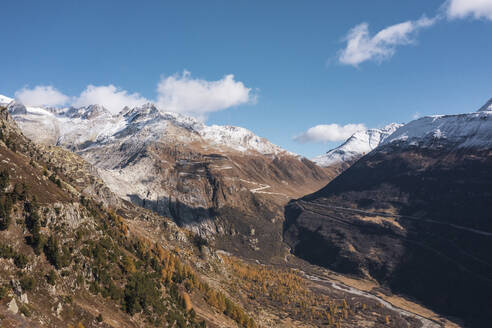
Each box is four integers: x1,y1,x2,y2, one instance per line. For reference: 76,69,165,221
383,100,492,149
312,98,492,169
312,123,403,168
478,98,492,112
4,98,293,156
0,94,13,105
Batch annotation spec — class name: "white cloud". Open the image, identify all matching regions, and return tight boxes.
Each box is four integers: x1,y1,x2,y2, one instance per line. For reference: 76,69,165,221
294,123,366,143
156,70,254,119
339,16,437,67
446,0,492,20
15,85,69,107
13,71,254,119
72,85,149,114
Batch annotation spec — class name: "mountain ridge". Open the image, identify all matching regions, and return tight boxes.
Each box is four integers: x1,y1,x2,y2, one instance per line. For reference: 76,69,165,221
383,109,492,150
1,96,297,157
312,123,403,169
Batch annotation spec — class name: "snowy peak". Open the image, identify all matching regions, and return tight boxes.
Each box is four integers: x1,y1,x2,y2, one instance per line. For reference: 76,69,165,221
0,94,13,105
7,102,28,115
313,97,492,168
6,100,55,117
122,103,162,122
200,124,292,155
477,98,492,112
4,96,294,157
376,98,492,150
312,123,403,167
347,123,402,151
383,110,492,149
116,104,289,155
65,104,112,119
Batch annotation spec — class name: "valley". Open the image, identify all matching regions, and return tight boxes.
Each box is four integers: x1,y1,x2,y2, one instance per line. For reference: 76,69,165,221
1,96,491,328
2,2,492,327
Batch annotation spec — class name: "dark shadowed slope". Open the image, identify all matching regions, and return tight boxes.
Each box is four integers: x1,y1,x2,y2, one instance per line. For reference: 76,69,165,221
284,105,492,328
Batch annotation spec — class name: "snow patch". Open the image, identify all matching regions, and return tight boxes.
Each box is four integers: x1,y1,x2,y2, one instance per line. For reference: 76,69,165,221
0,94,13,105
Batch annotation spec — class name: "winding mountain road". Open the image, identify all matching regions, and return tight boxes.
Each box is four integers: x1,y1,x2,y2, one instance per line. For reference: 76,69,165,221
235,178,290,197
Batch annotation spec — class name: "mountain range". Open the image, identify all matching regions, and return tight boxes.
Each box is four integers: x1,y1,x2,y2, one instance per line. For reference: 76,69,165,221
1,93,491,327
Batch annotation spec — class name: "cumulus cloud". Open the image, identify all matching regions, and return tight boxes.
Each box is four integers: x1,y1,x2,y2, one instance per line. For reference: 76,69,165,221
15,85,69,107
294,123,366,143
446,0,492,20
13,71,254,119
73,85,149,114
156,70,254,119
339,16,437,67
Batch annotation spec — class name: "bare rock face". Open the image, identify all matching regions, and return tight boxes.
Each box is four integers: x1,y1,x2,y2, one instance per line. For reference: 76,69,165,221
8,298,18,314
20,293,28,304
55,303,63,318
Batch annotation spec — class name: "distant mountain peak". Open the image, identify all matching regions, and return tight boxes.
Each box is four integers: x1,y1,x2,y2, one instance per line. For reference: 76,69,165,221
477,98,492,112
65,104,112,119
312,123,403,168
121,102,162,124
6,101,28,115
0,94,14,105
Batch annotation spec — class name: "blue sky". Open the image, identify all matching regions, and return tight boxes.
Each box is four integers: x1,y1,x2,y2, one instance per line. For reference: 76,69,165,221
1,0,492,157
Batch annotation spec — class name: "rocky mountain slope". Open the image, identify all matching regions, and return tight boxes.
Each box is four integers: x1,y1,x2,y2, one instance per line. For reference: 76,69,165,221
312,123,402,170
5,97,336,262
284,100,492,327
0,104,224,327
